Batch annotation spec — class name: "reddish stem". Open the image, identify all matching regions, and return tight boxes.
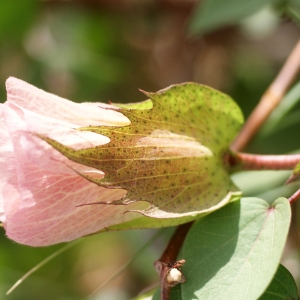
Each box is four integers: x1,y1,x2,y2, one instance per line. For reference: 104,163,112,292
159,222,193,262
224,151,300,172
288,189,300,204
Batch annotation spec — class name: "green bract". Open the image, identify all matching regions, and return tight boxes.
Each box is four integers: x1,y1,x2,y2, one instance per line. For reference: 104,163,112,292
287,162,300,184
41,83,243,226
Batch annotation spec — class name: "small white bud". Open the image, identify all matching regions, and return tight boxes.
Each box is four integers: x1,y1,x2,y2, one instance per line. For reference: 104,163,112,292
166,268,183,284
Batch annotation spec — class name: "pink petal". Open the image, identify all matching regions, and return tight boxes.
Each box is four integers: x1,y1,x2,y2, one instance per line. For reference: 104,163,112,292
6,77,130,127
3,153,145,246
0,104,13,223
2,126,145,246
0,78,147,246
5,77,131,150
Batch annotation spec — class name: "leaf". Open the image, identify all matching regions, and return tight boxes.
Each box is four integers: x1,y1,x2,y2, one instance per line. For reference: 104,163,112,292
231,170,298,204
189,0,274,35
259,82,300,137
258,264,299,300
41,83,243,226
181,197,291,300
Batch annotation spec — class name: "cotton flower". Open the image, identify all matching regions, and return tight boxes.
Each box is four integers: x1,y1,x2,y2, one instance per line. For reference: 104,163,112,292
0,77,146,246
0,78,243,247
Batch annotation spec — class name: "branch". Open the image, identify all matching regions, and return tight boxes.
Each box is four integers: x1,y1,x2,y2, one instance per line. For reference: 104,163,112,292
288,189,300,204
224,151,300,172
231,39,300,152
154,222,193,300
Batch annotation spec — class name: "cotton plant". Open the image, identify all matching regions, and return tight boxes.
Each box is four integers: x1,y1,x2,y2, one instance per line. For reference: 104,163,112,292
1,52,300,300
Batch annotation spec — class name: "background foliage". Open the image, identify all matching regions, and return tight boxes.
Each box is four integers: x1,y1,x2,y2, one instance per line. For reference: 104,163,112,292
1,0,300,299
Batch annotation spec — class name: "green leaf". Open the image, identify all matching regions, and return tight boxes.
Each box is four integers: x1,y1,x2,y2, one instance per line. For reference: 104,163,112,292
258,264,299,300
41,83,243,226
259,82,300,137
231,170,298,205
189,0,274,35
232,170,291,197
182,197,291,300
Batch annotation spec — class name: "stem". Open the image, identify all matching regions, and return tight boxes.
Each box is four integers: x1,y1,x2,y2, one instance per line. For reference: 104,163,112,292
288,189,300,204
154,222,193,300
159,222,193,262
224,151,300,172
231,39,300,152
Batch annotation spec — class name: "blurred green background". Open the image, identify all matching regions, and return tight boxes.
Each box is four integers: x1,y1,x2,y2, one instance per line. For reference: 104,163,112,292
0,0,300,299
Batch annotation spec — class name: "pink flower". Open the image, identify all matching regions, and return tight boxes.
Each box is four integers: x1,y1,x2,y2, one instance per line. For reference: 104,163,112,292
0,77,146,246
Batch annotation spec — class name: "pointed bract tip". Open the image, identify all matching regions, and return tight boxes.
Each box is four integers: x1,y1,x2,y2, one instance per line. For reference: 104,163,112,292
138,88,151,97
